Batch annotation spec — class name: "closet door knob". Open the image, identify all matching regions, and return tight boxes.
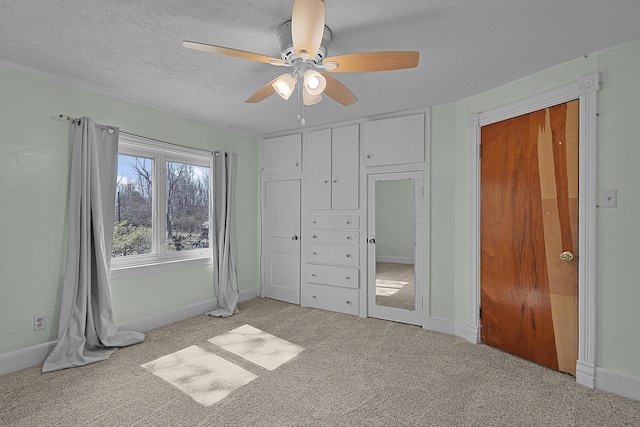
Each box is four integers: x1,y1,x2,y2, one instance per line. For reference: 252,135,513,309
292,235,299,241
369,238,376,244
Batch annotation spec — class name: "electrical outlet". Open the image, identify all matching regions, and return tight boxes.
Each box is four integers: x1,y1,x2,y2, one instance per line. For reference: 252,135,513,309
33,314,45,331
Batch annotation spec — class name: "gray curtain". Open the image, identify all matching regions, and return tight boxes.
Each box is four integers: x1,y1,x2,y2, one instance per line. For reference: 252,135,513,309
43,117,144,373
206,151,240,317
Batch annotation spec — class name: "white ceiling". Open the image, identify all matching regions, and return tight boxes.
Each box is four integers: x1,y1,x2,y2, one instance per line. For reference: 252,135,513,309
1,1,639,136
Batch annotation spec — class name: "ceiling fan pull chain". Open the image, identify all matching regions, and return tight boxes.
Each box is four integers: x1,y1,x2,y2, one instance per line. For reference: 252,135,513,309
297,79,306,126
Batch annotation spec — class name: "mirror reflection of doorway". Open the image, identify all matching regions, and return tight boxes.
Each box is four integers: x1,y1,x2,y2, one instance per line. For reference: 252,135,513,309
367,172,422,325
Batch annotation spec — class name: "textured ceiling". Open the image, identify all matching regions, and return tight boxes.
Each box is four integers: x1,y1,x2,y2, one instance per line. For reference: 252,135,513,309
1,1,639,136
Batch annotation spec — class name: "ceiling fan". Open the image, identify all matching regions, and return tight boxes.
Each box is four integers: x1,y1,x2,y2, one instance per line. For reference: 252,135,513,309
183,0,419,107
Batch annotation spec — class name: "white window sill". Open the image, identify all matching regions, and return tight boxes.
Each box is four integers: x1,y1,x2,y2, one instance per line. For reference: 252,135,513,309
110,255,213,280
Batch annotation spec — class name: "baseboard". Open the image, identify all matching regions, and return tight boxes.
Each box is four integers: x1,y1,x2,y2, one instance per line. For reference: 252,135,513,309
0,340,58,376
595,367,640,401
0,286,261,377
456,322,480,344
576,360,596,388
119,298,219,332
375,256,415,264
424,317,456,335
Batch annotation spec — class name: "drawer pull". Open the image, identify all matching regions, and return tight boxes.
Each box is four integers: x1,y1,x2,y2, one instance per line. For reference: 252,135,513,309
346,254,352,258
333,179,337,183
311,274,317,277
312,252,318,256
312,235,318,239
312,295,317,299
313,220,317,224
346,301,352,305
346,236,351,240
324,180,329,183
346,276,351,280
346,221,351,224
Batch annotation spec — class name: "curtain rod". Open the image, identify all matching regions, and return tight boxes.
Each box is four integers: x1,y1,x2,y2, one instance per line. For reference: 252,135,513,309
58,114,220,156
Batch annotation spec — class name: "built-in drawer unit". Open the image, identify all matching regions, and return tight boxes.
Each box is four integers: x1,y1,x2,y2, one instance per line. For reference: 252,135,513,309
302,283,359,316
308,229,359,244
307,243,359,267
306,264,359,289
307,215,359,229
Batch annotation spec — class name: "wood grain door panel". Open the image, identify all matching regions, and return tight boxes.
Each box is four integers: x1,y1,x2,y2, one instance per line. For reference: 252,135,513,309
480,100,579,375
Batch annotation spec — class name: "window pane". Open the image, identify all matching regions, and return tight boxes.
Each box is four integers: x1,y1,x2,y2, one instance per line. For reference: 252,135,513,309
113,154,153,257
166,161,210,252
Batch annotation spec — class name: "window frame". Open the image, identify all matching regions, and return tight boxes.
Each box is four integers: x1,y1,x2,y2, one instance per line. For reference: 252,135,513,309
110,133,213,279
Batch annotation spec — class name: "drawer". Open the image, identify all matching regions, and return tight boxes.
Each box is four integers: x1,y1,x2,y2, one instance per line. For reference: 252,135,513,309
308,230,359,244
306,243,359,267
302,283,359,316
307,215,359,229
305,264,359,289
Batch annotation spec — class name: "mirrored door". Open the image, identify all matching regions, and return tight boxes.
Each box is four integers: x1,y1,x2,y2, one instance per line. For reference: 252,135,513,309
367,171,423,325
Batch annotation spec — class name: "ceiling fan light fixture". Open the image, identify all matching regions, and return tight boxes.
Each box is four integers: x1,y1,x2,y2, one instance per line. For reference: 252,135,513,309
272,74,297,100
323,61,338,71
303,69,326,96
303,87,322,105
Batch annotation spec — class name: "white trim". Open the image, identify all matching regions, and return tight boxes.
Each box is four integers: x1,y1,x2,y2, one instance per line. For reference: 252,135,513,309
0,287,260,376
375,256,415,264
0,340,57,376
424,317,456,335
595,367,640,401
576,360,596,389
469,73,600,383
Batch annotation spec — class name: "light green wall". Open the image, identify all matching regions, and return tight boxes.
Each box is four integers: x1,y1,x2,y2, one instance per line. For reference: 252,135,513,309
429,104,456,319
375,179,415,260
429,40,640,377
0,65,259,354
3,38,640,381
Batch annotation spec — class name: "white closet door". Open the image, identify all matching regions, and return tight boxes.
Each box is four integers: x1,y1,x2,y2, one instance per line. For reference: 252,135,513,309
305,129,332,210
331,124,359,210
264,180,301,304
263,134,302,175
363,114,424,167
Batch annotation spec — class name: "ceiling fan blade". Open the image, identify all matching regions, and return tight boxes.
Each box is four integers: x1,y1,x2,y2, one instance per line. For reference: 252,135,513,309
291,0,325,60
323,51,419,72
321,73,358,106
183,41,286,66
245,76,284,103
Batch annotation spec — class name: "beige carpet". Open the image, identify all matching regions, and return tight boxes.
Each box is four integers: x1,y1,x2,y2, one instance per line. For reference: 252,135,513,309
375,262,416,310
2,297,639,426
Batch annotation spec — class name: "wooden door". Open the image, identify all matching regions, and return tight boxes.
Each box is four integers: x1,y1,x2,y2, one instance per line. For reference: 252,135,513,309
480,100,579,375
264,180,301,304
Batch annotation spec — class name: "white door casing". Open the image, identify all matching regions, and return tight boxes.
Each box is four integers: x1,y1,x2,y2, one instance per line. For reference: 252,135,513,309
468,73,599,388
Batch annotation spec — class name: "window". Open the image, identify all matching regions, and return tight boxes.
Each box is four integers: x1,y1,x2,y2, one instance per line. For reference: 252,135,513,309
111,133,212,276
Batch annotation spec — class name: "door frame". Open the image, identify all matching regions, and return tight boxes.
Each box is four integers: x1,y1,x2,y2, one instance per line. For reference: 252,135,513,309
367,171,424,326
468,73,600,388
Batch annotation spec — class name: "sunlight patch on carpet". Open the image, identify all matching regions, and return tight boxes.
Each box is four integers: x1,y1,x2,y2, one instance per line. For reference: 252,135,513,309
141,345,257,406
209,324,304,371
376,279,408,296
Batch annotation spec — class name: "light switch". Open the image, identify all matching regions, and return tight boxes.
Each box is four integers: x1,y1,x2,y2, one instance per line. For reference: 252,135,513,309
600,189,618,208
